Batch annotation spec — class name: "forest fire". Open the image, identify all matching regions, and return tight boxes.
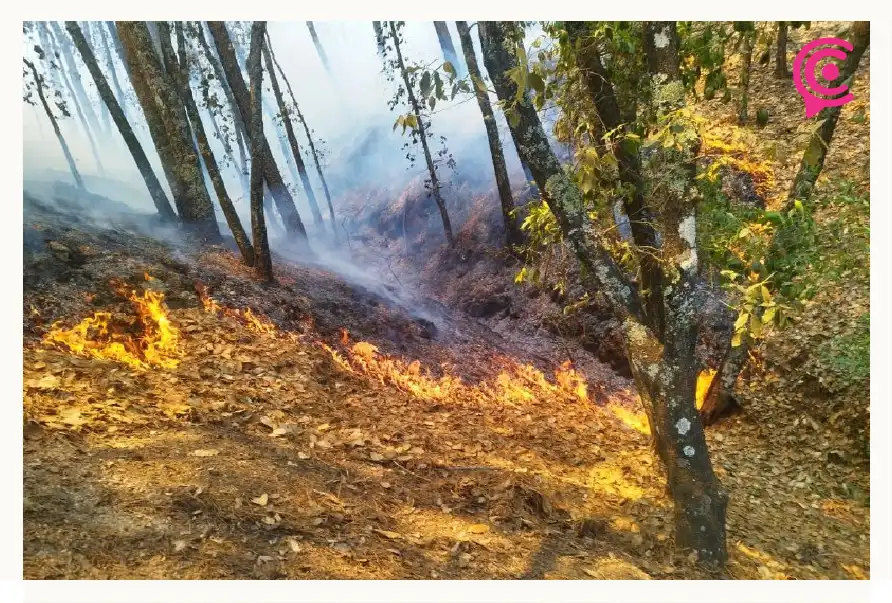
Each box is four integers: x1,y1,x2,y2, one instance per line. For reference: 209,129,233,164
44,281,180,370
320,330,594,407
195,282,281,335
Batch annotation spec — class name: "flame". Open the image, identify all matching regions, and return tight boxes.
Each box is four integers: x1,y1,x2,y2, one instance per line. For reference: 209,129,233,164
195,281,281,336
320,333,593,408
44,282,180,370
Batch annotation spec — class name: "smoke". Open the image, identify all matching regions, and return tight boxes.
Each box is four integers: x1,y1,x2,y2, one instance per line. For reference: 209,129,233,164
23,21,555,316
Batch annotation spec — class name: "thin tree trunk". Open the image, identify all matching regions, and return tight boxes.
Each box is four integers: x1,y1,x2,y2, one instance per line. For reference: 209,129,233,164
24,58,85,191
455,21,522,248
787,22,870,207
49,22,104,140
265,103,302,187
117,21,221,243
44,23,106,176
262,40,326,230
433,22,463,77
738,30,754,124
173,22,255,265
700,338,747,424
306,21,330,74
195,22,251,200
389,21,455,247
84,22,113,137
207,21,309,245
105,22,131,79
775,22,790,79
95,19,129,122
248,21,274,282
65,21,176,222
373,21,386,58
265,31,337,242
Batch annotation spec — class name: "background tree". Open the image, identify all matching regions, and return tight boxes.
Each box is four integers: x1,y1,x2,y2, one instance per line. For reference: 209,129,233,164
306,21,331,75
23,57,84,191
207,21,309,245
433,22,463,78
455,21,522,249
65,21,176,222
385,21,455,248
116,21,221,243
735,22,755,124
248,21,274,281
479,19,729,565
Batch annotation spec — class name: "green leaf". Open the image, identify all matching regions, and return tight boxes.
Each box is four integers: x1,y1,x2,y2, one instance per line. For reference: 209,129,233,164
734,312,749,330
528,72,545,96
507,108,520,129
420,71,432,100
429,96,436,110
434,71,445,100
442,61,455,78
472,74,487,94
762,307,777,324
405,113,418,130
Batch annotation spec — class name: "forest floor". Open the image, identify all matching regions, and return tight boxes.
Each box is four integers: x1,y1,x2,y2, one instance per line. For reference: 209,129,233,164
22,23,869,580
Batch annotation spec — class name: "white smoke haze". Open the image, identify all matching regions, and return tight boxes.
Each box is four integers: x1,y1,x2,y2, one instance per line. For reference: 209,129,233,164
22,20,553,301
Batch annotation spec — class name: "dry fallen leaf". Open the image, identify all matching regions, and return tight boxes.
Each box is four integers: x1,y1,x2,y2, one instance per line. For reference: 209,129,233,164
369,452,384,462
468,524,490,534
191,449,219,457
251,493,269,506
58,407,87,427
373,529,402,540
287,538,301,553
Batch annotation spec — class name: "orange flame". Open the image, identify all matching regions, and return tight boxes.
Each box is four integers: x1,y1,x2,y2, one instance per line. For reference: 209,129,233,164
195,282,279,335
45,281,180,370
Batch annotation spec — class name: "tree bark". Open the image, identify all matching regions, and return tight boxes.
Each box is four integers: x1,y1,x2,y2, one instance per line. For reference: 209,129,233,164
65,21,176,222
173,22,255,266
738,30,754,124
700,338,747,425
456,21,522,248
44,22,106,176
306,22,330,74
116,21,221,243
480,19,729,566
265,31,338,242
24,58,85,191
389,21,455,248
262,41,326,230
775,22,790,79
787,21,870,207
248,21,274,282
94,20,129,123
207,21,309,245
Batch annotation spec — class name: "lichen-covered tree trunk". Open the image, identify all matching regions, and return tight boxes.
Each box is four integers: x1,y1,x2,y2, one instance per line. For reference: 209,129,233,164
66,21,176,222
172,22,255,265
775,22,789,78
480,19,729,566
738,30,754,124
434,22,463,77
117,21,221,243
262,40,326,231
207,21,309,245
787,22,869,207
389,21,455,248
564,21,664,336
24,58,84,191
456,21,522,248
265,31,337,242
248,21,274,282
306,22,330,74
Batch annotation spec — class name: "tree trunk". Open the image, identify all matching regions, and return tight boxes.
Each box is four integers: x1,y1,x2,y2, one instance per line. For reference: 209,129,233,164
700,338,747,425
24,58,85,191
207,21,309,245
49,21,104,141
83,22,113,137
172,22,255,265
265,31,338,242
455,21,522,248
774,22,789,79
372,21,386,57
787,21,870,207
306,22,330,74
248,21,274,282
565,21,664,337
262,40,326,231
389,22,455,248
738,30,754,124
480,19,729,566
195,22,251,201
433,22,463,77
95,19,129,122
117,21,221,243
65,21,176,222
44,23,106,176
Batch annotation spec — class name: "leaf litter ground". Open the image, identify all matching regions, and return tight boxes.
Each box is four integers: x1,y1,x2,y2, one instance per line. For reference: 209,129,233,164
22,22,868,581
